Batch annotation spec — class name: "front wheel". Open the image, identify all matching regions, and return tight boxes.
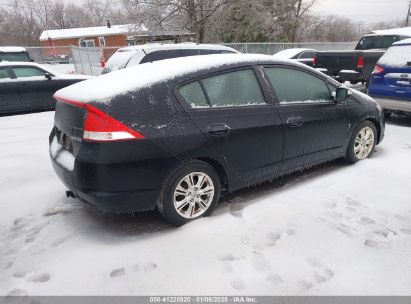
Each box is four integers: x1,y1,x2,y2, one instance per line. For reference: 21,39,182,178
157,160,221,226
345,121,377,164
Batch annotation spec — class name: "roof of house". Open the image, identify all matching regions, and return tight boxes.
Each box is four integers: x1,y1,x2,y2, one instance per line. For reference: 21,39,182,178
39,24,148,41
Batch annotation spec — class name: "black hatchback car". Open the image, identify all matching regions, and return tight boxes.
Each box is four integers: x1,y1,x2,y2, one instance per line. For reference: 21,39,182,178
50,54,384,226
0,62,89,115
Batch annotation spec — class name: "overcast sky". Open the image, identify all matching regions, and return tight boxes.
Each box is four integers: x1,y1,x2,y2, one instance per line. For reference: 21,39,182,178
0,0,409,25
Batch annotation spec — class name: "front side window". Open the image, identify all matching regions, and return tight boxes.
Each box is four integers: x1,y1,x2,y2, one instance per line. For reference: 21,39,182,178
0,68,10,80
12,67,46,78
179,81,209,108
202,69,265,107
265,67,332,104
140,50,182,63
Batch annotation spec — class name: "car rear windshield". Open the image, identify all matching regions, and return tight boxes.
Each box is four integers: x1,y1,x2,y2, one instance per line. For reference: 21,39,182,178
379,44,411,67
355,35,403,50
0,52,31,62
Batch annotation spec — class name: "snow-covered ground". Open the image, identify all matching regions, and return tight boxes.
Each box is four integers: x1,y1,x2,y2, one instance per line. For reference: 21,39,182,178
0,112,411,296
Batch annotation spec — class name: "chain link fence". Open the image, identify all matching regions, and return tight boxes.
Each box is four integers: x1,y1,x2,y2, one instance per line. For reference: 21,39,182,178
24,42,357,76
223,42,357,54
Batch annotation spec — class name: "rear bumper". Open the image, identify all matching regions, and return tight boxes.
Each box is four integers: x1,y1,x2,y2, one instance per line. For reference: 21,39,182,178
51,159,160,213
374,97,411,113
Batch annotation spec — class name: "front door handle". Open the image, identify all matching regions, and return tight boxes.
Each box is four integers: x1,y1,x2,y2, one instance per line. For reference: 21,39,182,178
207,123,231,136
287,116,304,128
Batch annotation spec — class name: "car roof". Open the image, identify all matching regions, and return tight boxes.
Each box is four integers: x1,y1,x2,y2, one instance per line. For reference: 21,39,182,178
0,46,27,53
55,53,318,104
365,27,411,37
392,38,411,46
117,43,239,53
0,61,59,74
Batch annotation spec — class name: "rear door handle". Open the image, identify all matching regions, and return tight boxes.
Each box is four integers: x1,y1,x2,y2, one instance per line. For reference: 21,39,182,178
207,123,231,136
287,116,304,128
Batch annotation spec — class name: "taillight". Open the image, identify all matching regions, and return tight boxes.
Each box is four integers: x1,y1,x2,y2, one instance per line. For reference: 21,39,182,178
372,65,385,75
55,97,144,142
313,54,317,67
357,55,364,69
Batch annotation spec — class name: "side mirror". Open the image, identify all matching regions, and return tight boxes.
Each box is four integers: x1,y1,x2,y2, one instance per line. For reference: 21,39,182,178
45,73,52,80
335,87,350,103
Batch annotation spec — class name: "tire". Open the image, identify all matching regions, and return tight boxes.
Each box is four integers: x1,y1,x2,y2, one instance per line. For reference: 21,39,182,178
345,121,377,164
157,160,221,226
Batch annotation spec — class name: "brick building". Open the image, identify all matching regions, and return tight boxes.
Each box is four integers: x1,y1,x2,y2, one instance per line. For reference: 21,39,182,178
39,22,195,59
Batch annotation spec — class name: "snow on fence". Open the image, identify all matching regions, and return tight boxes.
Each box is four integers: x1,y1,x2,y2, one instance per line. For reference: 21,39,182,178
25,46,72,64
223,42,357,54
25,42,357,76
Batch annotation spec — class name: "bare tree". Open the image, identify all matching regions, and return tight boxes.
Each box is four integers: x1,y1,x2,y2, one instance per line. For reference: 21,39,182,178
122,0,230,42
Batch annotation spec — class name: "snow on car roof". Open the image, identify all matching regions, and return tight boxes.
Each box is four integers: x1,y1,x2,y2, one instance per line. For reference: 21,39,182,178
393,38,411,46
117,43,239,53
371,27,411,37
39,24,147,41
273,48,314,59
55,54,293,103
0,47,27,53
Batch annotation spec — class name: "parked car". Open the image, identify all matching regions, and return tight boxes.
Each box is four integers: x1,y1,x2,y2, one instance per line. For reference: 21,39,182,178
101,43,239,74
273,48,316,67
368,38,411,115
50,54,384,226
0,62,90,115
0,46,32,62
314,27,411,84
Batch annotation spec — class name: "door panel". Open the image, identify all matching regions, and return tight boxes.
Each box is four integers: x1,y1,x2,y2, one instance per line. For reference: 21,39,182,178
0,81,22,114
264,66,349,169
177,69,284,188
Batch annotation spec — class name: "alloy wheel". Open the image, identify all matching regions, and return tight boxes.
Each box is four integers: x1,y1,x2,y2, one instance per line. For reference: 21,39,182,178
173,172,215,219
354,126,375,160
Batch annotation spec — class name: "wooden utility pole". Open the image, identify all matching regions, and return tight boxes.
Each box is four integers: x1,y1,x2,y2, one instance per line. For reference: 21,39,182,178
407,0,411,27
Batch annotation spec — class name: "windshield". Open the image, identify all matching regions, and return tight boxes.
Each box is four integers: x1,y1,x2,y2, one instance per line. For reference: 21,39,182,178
0,52,31,62
355,35,402,50
102,49,137,74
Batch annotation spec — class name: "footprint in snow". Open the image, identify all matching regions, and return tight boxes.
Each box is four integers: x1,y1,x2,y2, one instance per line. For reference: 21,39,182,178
6,289,28,297
110,268,126,278
306,257,334,284
266,274,283,285
230,279,245,290
26,272,51,283
51,235,74,248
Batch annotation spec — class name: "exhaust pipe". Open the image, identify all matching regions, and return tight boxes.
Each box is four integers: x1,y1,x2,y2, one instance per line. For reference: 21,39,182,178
66,190,76,199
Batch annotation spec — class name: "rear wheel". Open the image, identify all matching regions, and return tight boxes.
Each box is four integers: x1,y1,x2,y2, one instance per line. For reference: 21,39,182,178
345,121,377,164
157,160,221,226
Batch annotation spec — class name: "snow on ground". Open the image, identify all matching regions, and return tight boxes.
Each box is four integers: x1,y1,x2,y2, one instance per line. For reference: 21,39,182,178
0,112,411,296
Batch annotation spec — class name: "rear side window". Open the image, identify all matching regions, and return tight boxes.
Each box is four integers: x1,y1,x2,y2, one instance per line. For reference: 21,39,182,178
265,67,332,103
140,50,182,63
202,69,265,107
12,67,46,78
179,81,209,108
0,68,10,80
299,51,315,59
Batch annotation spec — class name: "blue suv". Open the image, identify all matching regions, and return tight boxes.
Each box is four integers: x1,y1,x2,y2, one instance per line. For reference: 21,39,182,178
368,38,411,115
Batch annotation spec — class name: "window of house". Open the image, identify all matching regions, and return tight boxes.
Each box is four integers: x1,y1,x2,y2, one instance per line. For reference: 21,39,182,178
201,69,265,107
264,67,332,103
79,39,96,48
